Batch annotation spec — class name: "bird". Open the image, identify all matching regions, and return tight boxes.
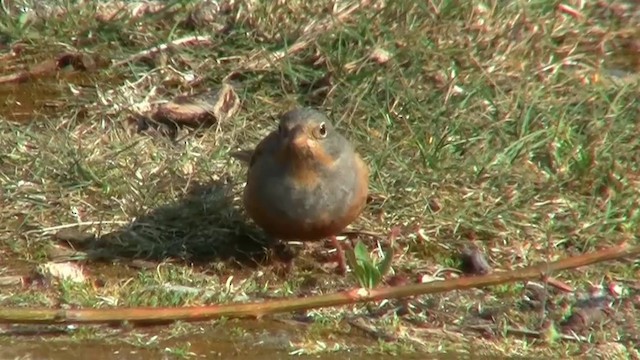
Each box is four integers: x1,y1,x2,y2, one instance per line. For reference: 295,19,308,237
234,107,369,274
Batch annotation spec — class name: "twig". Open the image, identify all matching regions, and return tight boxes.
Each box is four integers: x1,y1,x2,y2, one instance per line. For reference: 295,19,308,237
240,1,373,71
0,325,77,336
463,324,589,342
24,221,130,235
542,275,574,293
347,317,397,342
112,35,213,67
0,242,636,325
340,229,384,238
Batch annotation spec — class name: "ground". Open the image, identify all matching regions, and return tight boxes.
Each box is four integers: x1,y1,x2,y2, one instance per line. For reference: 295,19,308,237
0,0,639,359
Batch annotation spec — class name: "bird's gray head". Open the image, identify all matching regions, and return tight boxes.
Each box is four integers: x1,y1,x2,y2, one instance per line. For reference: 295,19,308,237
277,108,351,162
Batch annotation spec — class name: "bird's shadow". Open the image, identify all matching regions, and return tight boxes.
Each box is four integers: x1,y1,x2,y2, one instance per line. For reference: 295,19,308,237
60,179,290,269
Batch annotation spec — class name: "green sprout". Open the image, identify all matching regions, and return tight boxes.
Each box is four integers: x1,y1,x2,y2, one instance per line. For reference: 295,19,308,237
345,240,394,289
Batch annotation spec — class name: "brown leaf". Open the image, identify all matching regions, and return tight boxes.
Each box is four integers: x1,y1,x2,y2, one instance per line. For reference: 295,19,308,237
152,83,240,128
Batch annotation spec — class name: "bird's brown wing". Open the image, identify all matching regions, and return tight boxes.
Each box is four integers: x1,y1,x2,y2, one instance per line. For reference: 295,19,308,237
247,131,279,168
230,131,280,168
229,149,254,164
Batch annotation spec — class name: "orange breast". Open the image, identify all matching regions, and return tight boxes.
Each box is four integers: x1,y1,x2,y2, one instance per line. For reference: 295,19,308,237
243,153,369,241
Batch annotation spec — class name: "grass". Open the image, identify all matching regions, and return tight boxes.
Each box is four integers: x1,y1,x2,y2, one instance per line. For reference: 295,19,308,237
1,0,639,358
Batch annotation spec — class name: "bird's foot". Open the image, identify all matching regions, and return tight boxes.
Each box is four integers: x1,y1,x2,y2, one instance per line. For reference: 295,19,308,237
329,235,347,275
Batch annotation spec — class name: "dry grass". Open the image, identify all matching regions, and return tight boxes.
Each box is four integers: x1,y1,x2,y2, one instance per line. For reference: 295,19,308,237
1,0,639,358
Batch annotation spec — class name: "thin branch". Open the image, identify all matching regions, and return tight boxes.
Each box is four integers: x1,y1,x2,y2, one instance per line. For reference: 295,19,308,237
240,1,373,71
0,242,636,325
112,35,214,67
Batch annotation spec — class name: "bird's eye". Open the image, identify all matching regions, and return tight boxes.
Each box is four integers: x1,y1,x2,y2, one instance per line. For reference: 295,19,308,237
317,123,327,138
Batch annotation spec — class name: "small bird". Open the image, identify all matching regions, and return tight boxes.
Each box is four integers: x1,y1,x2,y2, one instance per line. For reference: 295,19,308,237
236,108,369,273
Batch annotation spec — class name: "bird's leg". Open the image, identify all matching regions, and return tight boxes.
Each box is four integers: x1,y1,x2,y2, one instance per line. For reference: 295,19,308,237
329,235,347,274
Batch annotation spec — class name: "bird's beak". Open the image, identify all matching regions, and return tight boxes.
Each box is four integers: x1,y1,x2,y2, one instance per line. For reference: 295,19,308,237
287,125,309,150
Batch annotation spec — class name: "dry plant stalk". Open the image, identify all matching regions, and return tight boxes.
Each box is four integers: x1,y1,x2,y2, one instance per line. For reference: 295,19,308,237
112,35,214,67
241,1,374,70
0,242,636,325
